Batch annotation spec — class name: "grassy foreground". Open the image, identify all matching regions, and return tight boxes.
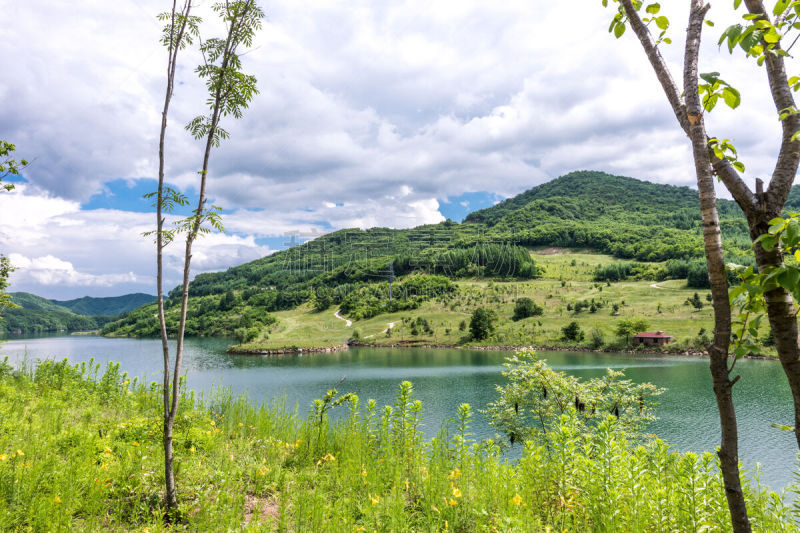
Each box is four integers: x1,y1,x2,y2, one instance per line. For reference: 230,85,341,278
1,356,797,532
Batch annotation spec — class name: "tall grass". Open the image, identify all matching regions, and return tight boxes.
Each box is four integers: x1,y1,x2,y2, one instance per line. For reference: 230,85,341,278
0,356,796,531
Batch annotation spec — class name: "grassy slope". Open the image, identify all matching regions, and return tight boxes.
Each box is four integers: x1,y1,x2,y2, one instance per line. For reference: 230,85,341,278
234,250,722,353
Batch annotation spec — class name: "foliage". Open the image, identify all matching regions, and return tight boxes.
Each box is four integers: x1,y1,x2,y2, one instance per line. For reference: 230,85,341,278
486,350,664,444
50,293,155,317
615,318,650,343
512,297,543,321
0,140,29,192
561,320,584,342
0,358,794,531
469,307,497,341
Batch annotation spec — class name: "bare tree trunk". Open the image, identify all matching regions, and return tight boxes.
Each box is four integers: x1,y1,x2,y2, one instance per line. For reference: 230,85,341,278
683,3,751,530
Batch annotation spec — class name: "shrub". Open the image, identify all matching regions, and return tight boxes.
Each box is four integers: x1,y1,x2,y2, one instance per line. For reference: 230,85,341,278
469,307,497,341
512,297,543,321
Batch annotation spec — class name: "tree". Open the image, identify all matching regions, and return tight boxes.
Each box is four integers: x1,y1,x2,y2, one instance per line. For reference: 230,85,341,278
469,307,497,340
615,318,649,344
599,1,800,528
561,320,584,342
512,297,543,321
150,0,263,517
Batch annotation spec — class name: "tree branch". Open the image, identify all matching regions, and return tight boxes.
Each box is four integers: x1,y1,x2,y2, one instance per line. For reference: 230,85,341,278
619,0,689,132
744,0,800,212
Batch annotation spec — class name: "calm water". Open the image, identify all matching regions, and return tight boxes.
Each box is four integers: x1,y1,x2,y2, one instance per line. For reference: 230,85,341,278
1,334,797,490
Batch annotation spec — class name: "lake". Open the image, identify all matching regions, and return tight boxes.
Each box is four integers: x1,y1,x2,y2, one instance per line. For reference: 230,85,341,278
1,334,797,490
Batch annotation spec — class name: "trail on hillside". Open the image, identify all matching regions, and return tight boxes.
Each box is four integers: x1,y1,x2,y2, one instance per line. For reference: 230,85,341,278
334,309,352,327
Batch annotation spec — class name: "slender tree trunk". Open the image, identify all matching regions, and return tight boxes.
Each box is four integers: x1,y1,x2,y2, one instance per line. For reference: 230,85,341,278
684,3,751,531
157,1,192,513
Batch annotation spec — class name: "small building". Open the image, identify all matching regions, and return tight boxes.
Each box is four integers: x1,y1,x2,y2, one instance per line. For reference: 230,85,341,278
633,331,673,346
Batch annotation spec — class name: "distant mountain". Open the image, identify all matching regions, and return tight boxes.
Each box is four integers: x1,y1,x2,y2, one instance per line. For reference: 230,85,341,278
51,293,155,317
0,292,155,335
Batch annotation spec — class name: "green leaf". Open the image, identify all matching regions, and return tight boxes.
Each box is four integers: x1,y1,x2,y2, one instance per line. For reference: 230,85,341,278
705,20,715,27
655,16,669,30
699,72,721,84
734,0,742,8
614,21,626,38
761,235,778,251
645,3,660,14
764,29,781,43
771,423,795,431
778,268,800,291
732,161,745,172
722,86,741,108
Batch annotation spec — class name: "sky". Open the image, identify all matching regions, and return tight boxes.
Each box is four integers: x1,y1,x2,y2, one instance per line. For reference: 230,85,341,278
0,0,793,299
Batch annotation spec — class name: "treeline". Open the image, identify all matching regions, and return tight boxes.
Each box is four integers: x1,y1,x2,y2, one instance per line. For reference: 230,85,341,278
338,275,456,320
593,257,753,288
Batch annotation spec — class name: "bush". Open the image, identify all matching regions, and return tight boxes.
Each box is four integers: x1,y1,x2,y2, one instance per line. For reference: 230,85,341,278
512,297,543,321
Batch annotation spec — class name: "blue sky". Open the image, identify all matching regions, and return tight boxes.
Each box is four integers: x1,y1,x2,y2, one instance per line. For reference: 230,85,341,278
0,1,782,299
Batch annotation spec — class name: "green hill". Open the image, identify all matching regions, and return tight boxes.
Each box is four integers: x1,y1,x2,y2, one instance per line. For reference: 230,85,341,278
0,292,155,335
51,293,155,316
100,170,761,341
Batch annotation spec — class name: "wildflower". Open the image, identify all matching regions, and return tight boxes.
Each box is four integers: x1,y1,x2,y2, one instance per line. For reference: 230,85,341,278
258,468,266,476
355,527,365,532
190,446,196,453
100,463,108,470
452,487,462,498
133,441,140,447
238,422,243,427
15,449,24,457
431,505,440,514
370,494,380,506
510,494,523,506
404,479,410,490
54,496,62,503
210,420,216,426
446,498,457,506
229,454,235,461
361,466,368,477
448,468,461,480
103,447,112,454
0,454,7,461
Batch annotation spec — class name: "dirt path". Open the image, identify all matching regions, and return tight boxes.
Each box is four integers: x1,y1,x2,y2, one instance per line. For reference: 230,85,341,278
364,322,395,339
334,309,352,327
650,283,665,290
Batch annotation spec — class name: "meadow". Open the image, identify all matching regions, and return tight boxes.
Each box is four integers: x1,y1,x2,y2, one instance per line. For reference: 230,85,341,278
233,250,724,355
1,354,796,532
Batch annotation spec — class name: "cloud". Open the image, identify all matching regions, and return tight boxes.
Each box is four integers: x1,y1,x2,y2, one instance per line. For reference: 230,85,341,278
0,186,274,299
0,1,793,297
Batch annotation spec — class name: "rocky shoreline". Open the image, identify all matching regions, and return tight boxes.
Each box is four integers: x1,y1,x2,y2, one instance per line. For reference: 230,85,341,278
227,339,773,361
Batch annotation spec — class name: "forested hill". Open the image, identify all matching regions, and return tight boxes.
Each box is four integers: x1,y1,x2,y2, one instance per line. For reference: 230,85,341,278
50,293,155,316
0,292,154,335
101,170,768,339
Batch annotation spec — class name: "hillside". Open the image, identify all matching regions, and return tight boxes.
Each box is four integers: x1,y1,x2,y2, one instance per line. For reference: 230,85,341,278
0,291,153,335
50,293,155,316
100,170,767,343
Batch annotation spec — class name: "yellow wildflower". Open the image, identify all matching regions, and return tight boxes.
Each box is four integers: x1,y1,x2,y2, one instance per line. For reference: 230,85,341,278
238,422,243,427
54,496,62,504
229,454,234,461
448,468,461,479
190,446,196,453
133,441,140,447
446,498,457,506
100,463,108,470
510,494,523,506
103,447,112,454
210,420,216,426
404,479,410,490
431,504,440,514
452,487,462,498
15,449,24,457
355,527,365,533
370,494,380,506
0,454,7,461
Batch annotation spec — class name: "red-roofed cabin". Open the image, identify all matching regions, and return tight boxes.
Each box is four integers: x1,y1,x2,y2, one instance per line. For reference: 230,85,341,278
633,331,673,346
